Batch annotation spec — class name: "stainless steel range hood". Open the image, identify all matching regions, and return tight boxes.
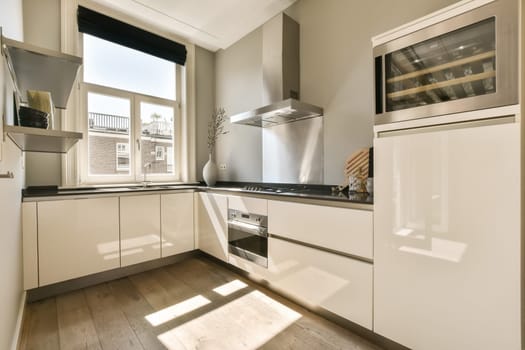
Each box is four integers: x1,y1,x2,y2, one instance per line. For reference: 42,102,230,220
230,13,323,128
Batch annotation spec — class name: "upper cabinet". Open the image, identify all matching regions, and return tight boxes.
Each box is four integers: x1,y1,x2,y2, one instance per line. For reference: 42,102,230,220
1,29,83,153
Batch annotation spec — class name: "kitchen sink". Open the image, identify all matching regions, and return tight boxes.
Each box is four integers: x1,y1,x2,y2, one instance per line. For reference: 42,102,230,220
125,185,180,190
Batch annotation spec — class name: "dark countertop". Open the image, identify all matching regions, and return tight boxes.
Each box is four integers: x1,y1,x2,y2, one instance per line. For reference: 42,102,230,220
206,182,373,205
22,182,373,205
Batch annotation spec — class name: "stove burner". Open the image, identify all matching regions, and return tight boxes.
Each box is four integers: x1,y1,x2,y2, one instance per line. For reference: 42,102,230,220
243,185,284,193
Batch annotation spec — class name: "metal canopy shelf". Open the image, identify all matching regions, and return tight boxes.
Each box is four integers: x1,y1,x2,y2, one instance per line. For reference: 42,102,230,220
0,28,83,154
4,125,82,153
1,34,82,109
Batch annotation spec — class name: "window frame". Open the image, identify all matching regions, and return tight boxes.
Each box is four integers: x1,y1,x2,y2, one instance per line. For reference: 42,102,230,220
80,82,181,184
134,93,181,182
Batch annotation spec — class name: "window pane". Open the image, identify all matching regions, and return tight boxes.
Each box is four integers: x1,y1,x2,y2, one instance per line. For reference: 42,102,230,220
88,92,131,176
83,34,176,100
140,102,174,176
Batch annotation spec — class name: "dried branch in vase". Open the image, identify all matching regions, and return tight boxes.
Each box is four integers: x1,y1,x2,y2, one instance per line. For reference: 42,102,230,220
208,107,228,153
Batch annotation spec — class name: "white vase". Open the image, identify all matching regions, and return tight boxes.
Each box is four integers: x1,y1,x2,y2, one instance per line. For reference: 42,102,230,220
203,153,218,186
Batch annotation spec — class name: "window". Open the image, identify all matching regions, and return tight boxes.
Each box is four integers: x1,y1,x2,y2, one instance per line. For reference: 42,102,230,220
81,34,181,184
155,146,165,161
116,143,130,171
83,34,175,100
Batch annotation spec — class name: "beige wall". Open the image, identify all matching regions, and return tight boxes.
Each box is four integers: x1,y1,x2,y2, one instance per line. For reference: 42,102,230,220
215,28,263,181
0,1,26,349
23,0,63,186
195,46,216,181
214,0,459,184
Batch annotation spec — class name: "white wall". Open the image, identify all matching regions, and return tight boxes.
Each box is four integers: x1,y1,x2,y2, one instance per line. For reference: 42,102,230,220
0,1,26,349
214,0,459,184
23,0,62,187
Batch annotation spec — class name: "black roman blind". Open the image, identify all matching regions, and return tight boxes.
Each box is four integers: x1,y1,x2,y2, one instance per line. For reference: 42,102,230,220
77,6,187,66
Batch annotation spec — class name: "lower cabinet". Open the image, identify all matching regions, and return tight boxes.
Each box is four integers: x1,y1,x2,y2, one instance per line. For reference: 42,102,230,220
38,197,120,286
120,194,161,266
161,193,195,257
268,237,373,330
196,192,228,261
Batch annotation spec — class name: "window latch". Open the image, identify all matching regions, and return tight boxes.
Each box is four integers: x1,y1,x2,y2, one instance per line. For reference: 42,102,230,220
136,138,141,151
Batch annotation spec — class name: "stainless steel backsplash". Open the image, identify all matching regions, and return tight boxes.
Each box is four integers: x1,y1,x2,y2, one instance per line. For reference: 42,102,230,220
262,116,323,184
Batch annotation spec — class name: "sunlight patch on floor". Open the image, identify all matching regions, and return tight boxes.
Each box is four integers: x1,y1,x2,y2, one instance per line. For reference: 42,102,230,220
157,290,302,349
145,295,211,327
212,279,248,296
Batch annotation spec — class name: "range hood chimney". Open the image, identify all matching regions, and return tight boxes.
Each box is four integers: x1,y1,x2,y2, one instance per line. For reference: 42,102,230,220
230,13,323,127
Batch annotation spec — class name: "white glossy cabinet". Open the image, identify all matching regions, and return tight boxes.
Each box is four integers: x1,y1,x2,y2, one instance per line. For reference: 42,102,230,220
120,194,161,266
228,195,267,215
374,122,521,349
268,237,373,329
38,197,120,286
22,202,38,289
268,201,373,259
196,192,228,261
161,193,194,257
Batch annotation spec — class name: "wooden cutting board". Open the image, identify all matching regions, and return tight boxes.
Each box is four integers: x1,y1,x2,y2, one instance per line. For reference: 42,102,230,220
345,148,369,180
335,148,370,191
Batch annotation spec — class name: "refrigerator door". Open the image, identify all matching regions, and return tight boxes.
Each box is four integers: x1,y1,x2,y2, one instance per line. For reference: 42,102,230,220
374,120,520,350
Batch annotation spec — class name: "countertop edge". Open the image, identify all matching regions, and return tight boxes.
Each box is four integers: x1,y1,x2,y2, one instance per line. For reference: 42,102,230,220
22,185,373,209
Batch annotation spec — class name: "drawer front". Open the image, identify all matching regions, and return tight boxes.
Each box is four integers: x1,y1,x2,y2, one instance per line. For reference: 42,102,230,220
228,195,267,215
268,237,373,329
268,200,373,259
228,254,271,281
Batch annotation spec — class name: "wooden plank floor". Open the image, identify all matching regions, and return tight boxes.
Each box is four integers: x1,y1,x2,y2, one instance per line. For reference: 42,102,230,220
19,256,383,350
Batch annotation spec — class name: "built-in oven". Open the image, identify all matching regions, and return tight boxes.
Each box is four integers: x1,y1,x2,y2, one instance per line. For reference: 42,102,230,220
228,209,268,267
373,0,518,125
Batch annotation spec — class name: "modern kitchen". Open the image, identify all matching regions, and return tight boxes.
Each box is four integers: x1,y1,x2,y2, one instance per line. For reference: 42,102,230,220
0,0,522,349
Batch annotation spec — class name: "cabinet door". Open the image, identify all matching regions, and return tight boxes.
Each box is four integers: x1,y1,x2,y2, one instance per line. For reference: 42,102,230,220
268,237,373,329
22,202,38,289
38,197,120,286
196,192,228,261
161,193,194,257
374,122,520,350
120,194,161,266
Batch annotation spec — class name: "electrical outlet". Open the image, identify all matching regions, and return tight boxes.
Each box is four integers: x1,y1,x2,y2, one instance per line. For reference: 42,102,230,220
219,163,227,170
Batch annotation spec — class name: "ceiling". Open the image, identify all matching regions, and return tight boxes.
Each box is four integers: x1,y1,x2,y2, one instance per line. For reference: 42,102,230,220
88,0,297,51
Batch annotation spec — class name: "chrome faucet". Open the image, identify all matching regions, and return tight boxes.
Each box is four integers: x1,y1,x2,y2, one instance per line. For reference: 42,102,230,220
142,162,152,187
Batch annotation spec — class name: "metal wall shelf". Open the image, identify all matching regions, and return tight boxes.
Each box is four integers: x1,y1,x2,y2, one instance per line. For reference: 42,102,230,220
4,125,82,153
1,34,82,109
0,28,84,153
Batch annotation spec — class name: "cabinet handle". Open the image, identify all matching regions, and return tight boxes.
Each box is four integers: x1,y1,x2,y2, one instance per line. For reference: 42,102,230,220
0,171,14,179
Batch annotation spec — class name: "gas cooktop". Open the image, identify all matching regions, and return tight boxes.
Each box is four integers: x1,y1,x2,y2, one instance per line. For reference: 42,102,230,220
241,184,330,195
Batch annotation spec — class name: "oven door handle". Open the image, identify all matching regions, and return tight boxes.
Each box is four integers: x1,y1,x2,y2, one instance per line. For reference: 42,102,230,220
227,220,268,237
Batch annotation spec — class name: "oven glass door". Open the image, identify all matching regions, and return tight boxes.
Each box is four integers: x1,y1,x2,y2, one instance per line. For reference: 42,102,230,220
228,222,268,267
386,17,495,112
